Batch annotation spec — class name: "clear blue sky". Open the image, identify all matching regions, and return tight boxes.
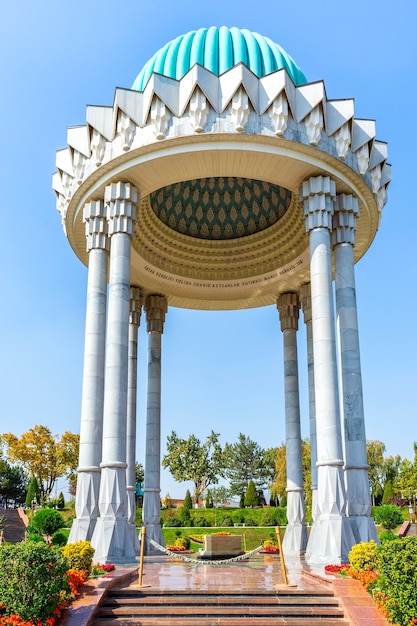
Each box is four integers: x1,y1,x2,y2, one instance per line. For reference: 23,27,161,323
0,0,416,499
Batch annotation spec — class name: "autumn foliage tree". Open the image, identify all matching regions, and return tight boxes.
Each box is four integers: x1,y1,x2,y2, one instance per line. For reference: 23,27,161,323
1,425,79,503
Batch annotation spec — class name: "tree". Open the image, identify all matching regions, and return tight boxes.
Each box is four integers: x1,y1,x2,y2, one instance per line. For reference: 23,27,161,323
31,508,65,537
223,433,266,500
183,489,193,511
244,479,259,507
2,426,79,503
367,440,386,505
162,430,224,505
395,444,417,506
0,459,27,508
25,476,40,507
210,485,229,508
269,439,311,506
205,489,214,508
270,443,286,502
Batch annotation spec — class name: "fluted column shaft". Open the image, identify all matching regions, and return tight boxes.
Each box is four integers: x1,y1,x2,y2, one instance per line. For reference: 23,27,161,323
277,293,308,557
333,194,377,543
69,200,108,543
126,287,143,553
91,182,137,564
300,283,318,522
300,176,355,564
143,294,168,553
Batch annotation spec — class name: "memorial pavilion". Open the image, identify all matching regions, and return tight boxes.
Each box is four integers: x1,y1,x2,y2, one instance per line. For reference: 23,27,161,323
53,26,390,564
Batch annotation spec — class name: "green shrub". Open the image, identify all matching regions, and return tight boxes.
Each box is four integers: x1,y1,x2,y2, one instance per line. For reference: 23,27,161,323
164,516,182,527
220,515,234,527
244,517,256,526
192,516,209,527
32,508,65,536
179,508,191,526
376,536,417,626
175,536,191,549
0,542,70,622
378,530,397,543
52,529,69,546
373,504,404,530
348,540,378,572
62,540,95,571
27,532,46,543
261,511,276,526
274,507,288,526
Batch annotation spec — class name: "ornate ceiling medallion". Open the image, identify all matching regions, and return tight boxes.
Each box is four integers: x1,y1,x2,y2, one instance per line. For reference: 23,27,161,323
149,177,292,240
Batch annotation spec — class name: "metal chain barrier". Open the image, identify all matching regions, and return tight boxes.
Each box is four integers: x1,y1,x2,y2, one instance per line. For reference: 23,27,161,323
149,538,263,566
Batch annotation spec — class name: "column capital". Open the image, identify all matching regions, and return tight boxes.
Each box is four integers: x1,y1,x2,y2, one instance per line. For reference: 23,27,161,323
299,176,336,233
104,182,138,237
332,194,360,247
299,283,312,324
277,292,300,331
83,199,109,252
145,294,168,333
130,286,143,326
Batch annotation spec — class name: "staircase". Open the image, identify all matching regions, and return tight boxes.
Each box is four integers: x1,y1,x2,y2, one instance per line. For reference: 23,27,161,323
1,509,26,543
91,588,349,625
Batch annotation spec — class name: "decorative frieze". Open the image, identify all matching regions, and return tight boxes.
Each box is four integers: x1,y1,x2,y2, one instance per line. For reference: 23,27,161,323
305,105,323,146
231,87,249,132
73,149,86,184
269,92,288,136
151,97,170,139
91,129,106,166
189,88,208,133
117,111,136,151
335,123,351,160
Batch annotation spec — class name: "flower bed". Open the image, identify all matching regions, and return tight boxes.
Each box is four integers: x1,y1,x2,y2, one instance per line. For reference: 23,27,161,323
324,536,417,625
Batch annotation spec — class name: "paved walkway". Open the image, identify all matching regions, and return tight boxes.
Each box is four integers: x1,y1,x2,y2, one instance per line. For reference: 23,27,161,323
62,555,390,626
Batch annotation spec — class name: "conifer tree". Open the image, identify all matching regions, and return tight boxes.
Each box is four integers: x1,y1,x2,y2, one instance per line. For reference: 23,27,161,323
244,479,259,508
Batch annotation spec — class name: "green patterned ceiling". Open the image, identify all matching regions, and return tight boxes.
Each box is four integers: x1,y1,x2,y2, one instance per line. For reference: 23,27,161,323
149,177,292,240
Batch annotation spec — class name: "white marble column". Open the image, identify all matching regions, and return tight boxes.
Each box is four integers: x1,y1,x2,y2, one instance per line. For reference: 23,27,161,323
300,283,318,523
300,176,355,565
69,200,108,543
333,194,377,543
142,294,167,553
91,182,137,564
277,292,308,557
126,286,143,554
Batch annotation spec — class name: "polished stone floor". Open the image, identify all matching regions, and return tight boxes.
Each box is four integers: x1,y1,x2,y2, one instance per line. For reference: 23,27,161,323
62,555,390,626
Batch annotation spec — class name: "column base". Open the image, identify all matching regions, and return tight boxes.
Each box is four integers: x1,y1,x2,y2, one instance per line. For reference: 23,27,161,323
129,523,141,555
69,469,100,542
144,523,165,555
306,514,356,565
349,515,379,544
282,523,308,557
68,517,97,544
90,516,137,564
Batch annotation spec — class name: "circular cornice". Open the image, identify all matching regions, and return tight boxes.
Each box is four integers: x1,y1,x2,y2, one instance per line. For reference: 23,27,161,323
53,54,390,310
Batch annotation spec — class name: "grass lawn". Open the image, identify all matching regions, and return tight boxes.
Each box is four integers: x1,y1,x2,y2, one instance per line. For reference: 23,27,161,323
162,526,284,552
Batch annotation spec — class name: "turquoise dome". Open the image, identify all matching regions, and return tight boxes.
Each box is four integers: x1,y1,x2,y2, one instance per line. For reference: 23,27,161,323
132,26,306,91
